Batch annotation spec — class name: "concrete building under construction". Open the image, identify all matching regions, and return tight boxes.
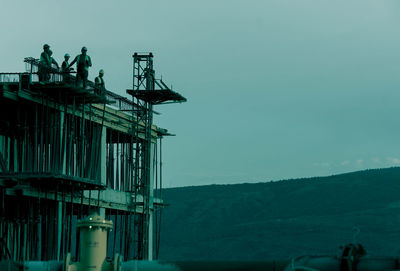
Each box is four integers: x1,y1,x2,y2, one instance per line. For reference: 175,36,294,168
0,52,186,262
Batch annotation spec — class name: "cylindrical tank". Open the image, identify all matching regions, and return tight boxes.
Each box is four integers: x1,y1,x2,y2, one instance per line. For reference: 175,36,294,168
77,214,113,271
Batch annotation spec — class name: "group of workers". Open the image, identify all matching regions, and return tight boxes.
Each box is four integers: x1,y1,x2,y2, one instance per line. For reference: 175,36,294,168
39,44,105,89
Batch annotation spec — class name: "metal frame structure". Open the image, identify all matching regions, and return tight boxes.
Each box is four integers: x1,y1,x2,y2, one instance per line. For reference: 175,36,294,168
0,54,186,262
129,52,186,260
131,53,154,260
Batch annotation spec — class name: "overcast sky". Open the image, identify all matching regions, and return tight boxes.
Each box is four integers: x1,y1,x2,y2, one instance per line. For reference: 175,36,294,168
2,1,400,187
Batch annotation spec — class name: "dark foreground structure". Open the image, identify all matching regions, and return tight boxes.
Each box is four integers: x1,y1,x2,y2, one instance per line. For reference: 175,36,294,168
0,53,186,262
1,209,396,270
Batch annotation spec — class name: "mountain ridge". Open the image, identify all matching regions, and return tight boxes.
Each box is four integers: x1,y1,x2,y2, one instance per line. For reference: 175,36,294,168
159,167,400,260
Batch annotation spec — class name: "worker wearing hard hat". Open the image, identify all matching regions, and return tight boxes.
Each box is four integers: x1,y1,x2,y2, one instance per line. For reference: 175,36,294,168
61,53,73,72
39,44,59,82
95,69,105,88
61,53,74,83
68,46,92,88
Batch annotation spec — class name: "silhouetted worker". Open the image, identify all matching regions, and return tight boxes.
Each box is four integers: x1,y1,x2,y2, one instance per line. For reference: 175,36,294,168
39,44,59,82
61,53,71,72
94,69,105,88
68,46,92,88
61,53,74,83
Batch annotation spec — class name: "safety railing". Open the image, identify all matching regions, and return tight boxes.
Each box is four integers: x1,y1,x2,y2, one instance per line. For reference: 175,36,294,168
0,73,24,83
0,72,32,92
24,57,64,83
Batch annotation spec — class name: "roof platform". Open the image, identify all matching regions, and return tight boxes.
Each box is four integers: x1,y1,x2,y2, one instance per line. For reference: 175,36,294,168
126,88,187,105
19,57,112,105
0,72,111,105
0,172,105,190
29,82,110,104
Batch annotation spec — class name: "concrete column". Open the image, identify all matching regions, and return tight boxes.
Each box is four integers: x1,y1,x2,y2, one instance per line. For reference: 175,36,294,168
99,206,105,218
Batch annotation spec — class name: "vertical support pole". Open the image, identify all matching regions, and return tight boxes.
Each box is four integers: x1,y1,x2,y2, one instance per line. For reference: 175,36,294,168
58,110,66,261
147,141,155,260
14,139,18,172
80,101,86,178
37,208,41,260
6,137,10,172
34,105,38,172
100,126,107,186
99,126,107,217
144,54,154,260
60,111,67,174
57,202,62,261
0,135,4,169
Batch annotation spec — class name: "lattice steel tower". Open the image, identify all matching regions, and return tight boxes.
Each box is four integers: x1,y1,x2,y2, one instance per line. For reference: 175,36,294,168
128,53,186,260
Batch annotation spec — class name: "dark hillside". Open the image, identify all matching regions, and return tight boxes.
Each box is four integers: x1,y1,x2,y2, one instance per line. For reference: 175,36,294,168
159,167,400,260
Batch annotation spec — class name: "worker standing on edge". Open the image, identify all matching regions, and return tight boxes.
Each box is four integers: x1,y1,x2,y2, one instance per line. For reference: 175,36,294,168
95,69,105,87
61,53,74,83
61,53,73,72
39,44,59,82
68,46,92,88
95,69,105,95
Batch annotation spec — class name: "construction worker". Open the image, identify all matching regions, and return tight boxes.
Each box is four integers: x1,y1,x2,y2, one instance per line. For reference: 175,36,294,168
68,46,92,88
39,44,59,82
61,53,74,83
61,53,72,72
94,69,105,88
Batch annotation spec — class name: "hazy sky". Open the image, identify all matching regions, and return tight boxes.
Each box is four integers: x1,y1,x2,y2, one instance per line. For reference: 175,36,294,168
2,1,400,187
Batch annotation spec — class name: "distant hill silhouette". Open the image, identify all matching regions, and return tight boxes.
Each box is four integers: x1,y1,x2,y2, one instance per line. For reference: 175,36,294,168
159,167,400,260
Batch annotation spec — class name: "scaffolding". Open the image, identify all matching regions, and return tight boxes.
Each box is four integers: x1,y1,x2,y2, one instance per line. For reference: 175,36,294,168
0,54,186,262
127,52,186,260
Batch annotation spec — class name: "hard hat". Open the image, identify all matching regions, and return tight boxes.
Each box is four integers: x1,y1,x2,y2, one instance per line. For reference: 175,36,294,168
64,53,70,58
99,69,104,74
81,46,87,52
43,44,50,49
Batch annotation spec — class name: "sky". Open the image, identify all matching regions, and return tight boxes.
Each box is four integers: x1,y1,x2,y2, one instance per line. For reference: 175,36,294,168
2,0,400,187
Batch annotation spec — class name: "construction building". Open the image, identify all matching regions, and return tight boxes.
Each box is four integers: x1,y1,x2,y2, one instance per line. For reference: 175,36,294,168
0,52,186,262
